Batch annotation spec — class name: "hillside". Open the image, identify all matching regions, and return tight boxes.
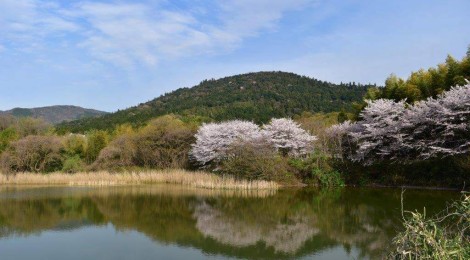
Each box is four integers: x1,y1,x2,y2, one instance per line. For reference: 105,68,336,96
0,105,107,124
57,71,374,132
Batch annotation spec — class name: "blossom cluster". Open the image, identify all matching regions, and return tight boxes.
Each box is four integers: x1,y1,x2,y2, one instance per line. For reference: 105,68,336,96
190,118,316,165
328,83,470,165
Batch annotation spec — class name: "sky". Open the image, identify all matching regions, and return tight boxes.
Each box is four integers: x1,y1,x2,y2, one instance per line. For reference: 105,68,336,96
1,0,469,112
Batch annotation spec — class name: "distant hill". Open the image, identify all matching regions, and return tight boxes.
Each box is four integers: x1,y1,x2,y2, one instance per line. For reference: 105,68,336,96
0,105,107,124
57,71,374,132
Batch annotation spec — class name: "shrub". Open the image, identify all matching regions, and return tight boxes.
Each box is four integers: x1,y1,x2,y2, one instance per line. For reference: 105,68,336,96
16,117,51,137
133,115,195,168
311,169,345,187
219,142,296,183
62,155,85,173
63,134,87,158
93,133,137,170
0,115,16,131
288,152,345,187
0,127,18,153
1,135,64,173
94,115,195,170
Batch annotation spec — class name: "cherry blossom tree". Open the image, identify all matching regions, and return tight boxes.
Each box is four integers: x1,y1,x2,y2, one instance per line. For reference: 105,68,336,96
190,120,262,165
402,83,470,160
348,99,407,164
190,118,317,166
326,120,358,159
328,83,470,165
262,118,316,157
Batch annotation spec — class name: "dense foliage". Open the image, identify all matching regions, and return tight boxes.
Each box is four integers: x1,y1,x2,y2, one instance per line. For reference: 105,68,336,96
373,52,470,103
56,71,372,133
94,115,196,170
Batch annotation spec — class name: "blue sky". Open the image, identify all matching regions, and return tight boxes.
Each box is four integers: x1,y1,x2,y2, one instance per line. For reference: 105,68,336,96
1,0,469,112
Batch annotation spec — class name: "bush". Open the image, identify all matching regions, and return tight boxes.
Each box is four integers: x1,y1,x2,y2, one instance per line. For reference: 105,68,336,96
288,152,345,187
93,133,137,170
133,115,195,168
218,142,297,183
0,115,16,131
63,134,87,158
62,155,85,173
16,117,51,137
94,115,195,170
312,169,345,187
0,127,18,153
1,135,64,173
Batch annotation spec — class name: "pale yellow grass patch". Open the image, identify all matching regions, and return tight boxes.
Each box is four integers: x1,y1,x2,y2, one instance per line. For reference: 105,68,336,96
0,169,280,190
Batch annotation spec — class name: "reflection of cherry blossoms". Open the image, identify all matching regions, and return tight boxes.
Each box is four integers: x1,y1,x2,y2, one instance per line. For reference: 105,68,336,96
193,202,319,253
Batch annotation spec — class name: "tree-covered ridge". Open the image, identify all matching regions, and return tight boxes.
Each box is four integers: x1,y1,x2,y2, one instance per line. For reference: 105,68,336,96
0,105,107,124
57,71,373,133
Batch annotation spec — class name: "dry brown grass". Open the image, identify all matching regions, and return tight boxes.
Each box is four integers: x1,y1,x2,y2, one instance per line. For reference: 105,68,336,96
0,169,280,190
0,184,278,199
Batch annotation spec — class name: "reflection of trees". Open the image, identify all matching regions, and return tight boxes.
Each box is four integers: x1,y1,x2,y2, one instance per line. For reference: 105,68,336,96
194,202,319,253
0,186,458,259
0,197,105,237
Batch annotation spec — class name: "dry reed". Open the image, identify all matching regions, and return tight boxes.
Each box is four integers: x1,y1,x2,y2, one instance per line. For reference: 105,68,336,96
0,169,280,190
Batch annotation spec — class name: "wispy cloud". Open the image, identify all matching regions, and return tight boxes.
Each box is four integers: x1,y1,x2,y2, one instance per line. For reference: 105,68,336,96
0,0,314,67
0,0,79,49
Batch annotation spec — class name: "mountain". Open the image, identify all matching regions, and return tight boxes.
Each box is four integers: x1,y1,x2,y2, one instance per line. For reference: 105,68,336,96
57,71,374,132
0,105,107,124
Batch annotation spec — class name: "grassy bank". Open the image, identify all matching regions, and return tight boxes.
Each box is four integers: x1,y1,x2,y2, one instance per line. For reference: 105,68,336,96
0,169,280,190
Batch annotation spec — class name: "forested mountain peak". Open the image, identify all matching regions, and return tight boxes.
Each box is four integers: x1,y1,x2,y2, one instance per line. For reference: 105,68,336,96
57,71,374,132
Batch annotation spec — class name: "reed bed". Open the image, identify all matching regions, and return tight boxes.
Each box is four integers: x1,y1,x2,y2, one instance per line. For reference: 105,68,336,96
0,185,278,199
0,169,280,190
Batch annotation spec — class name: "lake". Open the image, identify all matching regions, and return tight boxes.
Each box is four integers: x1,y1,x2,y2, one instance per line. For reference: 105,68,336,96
0,185,459,260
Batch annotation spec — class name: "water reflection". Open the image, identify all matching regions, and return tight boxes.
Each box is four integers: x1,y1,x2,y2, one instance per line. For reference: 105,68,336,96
0,185,458,259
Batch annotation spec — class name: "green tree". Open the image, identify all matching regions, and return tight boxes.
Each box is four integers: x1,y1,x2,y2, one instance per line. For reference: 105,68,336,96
85,130,109,164
373,50,470,103
0,127,18,152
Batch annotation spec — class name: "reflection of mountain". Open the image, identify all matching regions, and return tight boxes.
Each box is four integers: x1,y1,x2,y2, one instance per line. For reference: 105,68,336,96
0,186,458,259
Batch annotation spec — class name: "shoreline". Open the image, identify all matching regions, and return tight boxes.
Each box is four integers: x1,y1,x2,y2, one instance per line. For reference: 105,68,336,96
0,171,465,191
362,183,466,191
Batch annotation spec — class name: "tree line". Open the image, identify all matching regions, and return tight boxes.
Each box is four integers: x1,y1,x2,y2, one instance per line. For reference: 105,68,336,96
1,49,469,187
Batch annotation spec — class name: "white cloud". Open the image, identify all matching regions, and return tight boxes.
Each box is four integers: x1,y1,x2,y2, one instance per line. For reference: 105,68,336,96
0,0,80,51
0,0,315,67
216,0,311,40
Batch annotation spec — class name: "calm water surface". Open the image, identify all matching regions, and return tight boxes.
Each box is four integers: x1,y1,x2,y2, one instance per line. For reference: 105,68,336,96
0,185,459,260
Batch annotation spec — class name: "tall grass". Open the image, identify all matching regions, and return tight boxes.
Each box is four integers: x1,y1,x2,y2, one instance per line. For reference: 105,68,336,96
0,185,278,199
0,169,280,190
388,192,469,259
